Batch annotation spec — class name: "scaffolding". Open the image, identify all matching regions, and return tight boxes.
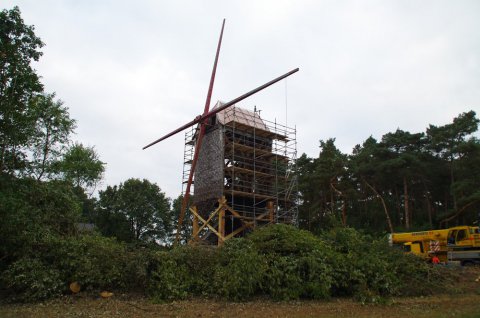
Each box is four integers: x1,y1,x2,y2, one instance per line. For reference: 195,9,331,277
182,102,298,245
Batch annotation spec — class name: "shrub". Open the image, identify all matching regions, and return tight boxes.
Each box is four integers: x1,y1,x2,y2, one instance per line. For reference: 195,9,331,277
213,239,265,301
0,176,81,264
1,232,151,302
147,250,190,301
248,224,334,300
1,258,64,302
147,245,217,301
319,227,400,298
45,234,134,291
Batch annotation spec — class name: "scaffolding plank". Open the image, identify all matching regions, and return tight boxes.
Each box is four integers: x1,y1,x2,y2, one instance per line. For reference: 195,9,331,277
224,189,275,200
224,121,288,141
225,142,289,160
224,166,279,179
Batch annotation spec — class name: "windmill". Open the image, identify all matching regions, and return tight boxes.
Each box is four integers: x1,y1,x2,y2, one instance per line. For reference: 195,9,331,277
143,20,299,244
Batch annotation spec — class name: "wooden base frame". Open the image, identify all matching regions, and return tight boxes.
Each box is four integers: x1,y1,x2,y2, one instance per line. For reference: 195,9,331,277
189,196,275,246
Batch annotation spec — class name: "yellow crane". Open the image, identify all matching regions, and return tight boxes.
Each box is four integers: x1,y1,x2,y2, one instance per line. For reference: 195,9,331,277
389,226,480,264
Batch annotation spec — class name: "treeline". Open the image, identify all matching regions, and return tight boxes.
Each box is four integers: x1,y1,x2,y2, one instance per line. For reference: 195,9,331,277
297,111,480,234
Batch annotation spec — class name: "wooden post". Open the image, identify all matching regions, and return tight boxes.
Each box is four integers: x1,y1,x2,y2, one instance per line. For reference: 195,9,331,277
192,206,199,241
218,196,227,246
267,200,274,223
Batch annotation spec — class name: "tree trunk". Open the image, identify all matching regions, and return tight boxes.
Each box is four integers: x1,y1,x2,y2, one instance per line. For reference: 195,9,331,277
404,177,409,229
330,189,334,214
330,181,346,226
37,128,51,181
426,193,433,228
364,179,394,233
421,179,433,228
0,143,5,173
449,158,457,212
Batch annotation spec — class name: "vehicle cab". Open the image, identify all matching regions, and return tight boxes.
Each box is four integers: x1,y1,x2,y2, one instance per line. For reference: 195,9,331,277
447,226,480,250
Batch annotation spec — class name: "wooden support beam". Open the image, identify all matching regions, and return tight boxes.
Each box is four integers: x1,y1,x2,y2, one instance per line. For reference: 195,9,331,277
190,206,224,242
188,197,274,244
224,224,249,240
192,206,199,241
218,205,225,246
268,201,274,223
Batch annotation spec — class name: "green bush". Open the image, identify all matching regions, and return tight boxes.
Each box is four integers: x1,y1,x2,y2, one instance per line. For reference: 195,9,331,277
147,245,217,301
213,239,265,301
248,224,324,256
0,210,453,303
148,250,190,301
1,258,64,302
1,232,149,302
248,224,334,300
0,176,81,264
45,234,138,291
319,227,400,298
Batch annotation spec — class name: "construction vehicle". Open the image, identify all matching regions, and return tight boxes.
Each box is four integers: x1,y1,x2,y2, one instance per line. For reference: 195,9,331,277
389,226,480,265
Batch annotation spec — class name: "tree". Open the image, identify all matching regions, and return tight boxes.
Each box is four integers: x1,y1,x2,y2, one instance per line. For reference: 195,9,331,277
439,138,480,226
56,143,105,194
0,6,44,174
380,129,425,229
427,111,479,212
95,185,133,242
96,178,172,244
350,136,395,233
29,93,76,180
297,139,349,232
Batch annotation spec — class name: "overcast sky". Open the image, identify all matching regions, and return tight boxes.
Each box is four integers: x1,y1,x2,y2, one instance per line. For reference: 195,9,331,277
5,1,480,199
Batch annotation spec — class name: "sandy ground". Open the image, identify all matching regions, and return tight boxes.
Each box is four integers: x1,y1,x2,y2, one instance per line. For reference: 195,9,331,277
1,293,480,318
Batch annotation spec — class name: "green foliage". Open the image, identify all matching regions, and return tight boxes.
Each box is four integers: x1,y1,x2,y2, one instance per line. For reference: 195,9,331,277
170,194,193,244
0,6,44,175
95,178,172,243
213,239,265,301
0,176,150,302
56,143,105,193
147,246,217,301
45,235,132,291
1,258,63,302
249,225,333,300
29,93,76,181
147,251,190,301
145,224,454,303
298,111,480,234
1,232,151,302
320,228,399,297
249,223,325,255
0,175,81,262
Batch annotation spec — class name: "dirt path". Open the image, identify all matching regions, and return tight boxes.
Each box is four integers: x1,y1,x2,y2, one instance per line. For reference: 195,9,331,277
1,293,480,318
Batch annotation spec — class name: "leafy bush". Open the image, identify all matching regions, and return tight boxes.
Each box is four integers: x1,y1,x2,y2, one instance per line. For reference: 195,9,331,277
248,223,324,256
319,227,401,298
1,232,150,302
248,224,334,300
45,234,133,291
148,250,190,301
0,176,81,264
0,207,453,303
1,258,64,302
213,239,265,301
147,245,217,301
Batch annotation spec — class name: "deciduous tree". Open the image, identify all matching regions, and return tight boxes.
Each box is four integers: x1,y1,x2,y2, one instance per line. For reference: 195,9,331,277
0,6,44,174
